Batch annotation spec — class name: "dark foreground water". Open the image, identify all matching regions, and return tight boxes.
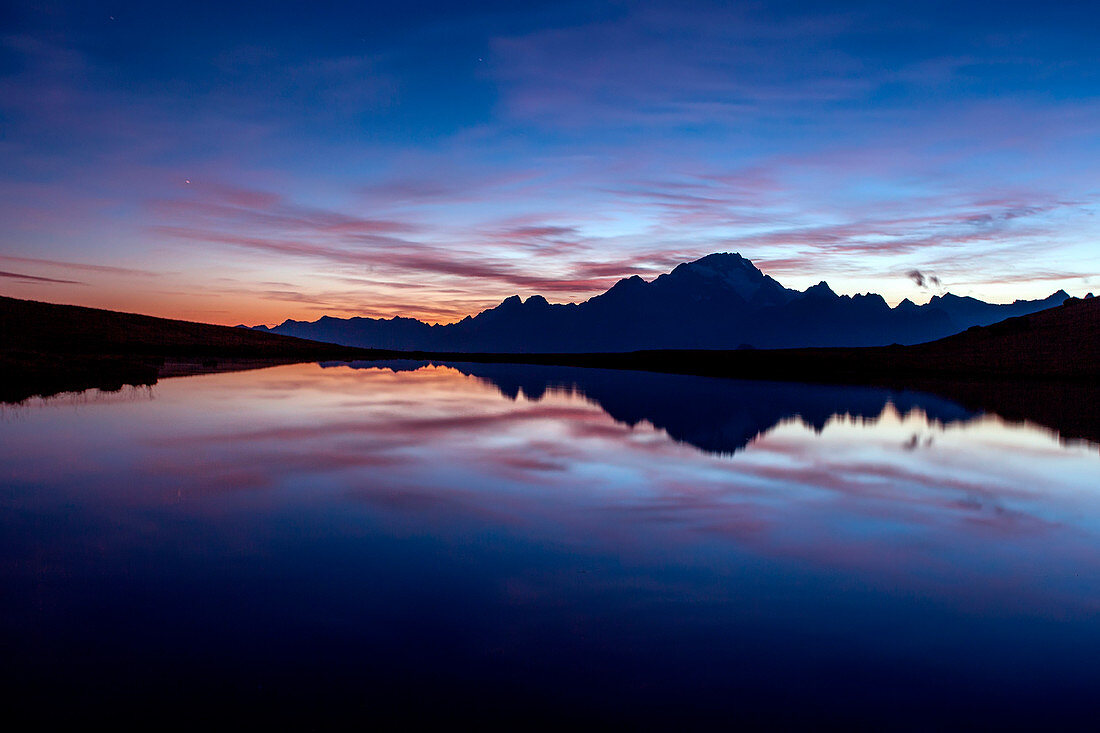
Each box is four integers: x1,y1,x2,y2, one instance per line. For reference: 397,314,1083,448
2,362,1099,727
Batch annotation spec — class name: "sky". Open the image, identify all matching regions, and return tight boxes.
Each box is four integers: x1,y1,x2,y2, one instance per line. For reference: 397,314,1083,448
1,0,1099,325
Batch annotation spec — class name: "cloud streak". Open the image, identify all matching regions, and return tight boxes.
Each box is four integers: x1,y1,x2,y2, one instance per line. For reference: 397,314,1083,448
0,270,83,285
0,255,159,277
907,270,942,290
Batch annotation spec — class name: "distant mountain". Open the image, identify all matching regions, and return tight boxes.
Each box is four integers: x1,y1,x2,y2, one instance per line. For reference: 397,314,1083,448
259,252,1071,352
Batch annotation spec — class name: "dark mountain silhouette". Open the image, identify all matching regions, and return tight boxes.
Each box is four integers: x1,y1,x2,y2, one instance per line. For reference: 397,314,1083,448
255,253,1073,352
414,295,1099,382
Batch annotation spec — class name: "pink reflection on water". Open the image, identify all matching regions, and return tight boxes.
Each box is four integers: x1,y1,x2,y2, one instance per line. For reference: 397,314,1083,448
4,361,1100,614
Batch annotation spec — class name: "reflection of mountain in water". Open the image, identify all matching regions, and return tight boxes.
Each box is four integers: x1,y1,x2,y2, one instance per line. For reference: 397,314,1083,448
324,360,978,456
323,359,432,373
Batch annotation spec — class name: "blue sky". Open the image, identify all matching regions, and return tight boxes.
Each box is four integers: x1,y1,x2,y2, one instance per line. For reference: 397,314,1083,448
2,0,1098,323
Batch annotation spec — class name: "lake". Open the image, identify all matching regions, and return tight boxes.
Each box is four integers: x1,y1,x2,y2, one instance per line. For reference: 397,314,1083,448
2,361,1098,727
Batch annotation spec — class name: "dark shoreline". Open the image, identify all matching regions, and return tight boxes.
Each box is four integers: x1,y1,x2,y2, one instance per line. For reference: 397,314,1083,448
6,352,1099,451
3,294,1097,446
0,294,382,402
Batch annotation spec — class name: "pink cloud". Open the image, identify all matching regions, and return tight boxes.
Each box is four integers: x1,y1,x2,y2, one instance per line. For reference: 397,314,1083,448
0,254,160,277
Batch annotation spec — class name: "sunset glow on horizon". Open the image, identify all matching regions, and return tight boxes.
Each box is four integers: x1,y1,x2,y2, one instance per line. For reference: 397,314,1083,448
3,1,1099,325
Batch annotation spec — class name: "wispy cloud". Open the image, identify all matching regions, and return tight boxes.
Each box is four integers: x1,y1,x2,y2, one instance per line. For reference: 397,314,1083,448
0,270,83,285
907,270,941,290
0,255,159,277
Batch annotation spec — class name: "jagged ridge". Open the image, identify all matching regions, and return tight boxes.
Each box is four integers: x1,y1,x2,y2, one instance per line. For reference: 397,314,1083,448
254,253,1075,352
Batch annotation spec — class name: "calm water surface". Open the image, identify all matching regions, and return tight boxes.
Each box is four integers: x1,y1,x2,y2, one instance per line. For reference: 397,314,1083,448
2,362,1099,726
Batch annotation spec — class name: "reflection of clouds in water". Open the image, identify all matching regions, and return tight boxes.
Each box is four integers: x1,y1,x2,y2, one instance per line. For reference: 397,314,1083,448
902,432,935,451
6,369,1100,724
327,359,983,456
7,360,1100,610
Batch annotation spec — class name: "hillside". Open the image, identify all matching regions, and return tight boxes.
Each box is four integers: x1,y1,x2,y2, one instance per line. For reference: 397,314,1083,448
0,295,371,401
0,295,360,356
908,296,1100,378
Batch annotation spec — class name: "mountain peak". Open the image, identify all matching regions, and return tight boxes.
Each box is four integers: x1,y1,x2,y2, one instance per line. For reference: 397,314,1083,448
663,252,767,299
804,281,836,298
1012,290,1069,305
930,292,972,303
853,292,889,308
685,252,756,270
608,274,647,291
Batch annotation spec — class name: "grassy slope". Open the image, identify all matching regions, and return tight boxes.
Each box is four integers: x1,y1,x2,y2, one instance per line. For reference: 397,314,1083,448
907,296,1099,377
0,294,375,356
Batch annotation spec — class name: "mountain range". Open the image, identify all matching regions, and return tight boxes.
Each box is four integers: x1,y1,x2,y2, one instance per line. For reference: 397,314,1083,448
247,254,1073,352
251,253,1082,352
